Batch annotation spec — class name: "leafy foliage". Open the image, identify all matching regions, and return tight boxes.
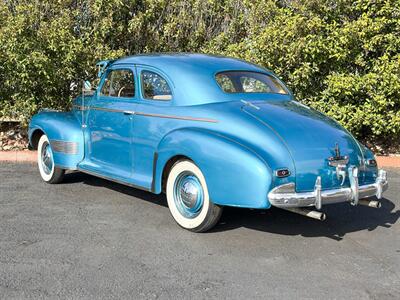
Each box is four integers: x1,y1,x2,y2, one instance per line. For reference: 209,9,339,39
0,0,399,148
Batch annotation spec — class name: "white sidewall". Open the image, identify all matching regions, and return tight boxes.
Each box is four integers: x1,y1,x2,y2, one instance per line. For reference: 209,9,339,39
37,135,55,182
166,161,210,229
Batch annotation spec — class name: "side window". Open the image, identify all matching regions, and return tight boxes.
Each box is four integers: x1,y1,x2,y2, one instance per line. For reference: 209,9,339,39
100,69,135,98
141,71,172,100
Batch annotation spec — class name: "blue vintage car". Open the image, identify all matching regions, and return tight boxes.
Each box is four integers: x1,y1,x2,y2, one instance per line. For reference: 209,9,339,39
28,53,388,232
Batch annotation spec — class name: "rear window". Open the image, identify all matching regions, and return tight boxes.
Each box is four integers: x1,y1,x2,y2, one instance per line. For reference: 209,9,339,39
215,71,288,94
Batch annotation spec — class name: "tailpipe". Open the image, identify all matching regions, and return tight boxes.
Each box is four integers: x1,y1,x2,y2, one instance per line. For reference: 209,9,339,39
358,199,381,208
281,207,326,221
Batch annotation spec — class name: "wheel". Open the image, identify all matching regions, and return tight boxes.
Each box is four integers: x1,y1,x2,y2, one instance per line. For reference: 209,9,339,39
166,160,223,232
37,135,65,184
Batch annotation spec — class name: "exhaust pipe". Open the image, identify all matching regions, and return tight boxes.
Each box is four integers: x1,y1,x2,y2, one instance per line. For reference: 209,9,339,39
281,207,326,221
358,199,381,208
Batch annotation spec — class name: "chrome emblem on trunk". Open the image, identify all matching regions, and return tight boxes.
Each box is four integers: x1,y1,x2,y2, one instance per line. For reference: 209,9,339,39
328,143,349,185
334,143,340,159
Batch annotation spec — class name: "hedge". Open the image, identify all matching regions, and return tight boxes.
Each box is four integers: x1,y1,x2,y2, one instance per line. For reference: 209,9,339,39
0,0,399,149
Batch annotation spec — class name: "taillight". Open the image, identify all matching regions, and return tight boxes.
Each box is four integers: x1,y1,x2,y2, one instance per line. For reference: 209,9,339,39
275,168,290,178
366,159,377,167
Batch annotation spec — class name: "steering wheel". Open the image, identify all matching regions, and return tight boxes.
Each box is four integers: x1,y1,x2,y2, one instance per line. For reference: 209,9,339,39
117,86,126,97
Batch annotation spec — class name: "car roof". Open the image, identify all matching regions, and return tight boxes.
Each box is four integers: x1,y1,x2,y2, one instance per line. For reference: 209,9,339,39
111,53,282,106
115,53,265,73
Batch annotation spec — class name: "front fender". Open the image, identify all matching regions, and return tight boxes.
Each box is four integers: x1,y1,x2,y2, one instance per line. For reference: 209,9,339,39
28,111,84,169
155,128,273,209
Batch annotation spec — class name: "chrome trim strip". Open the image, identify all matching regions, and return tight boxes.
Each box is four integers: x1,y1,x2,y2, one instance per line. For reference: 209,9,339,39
241,100,260,110
134,112,218,123
91,106,135,114
50,140,79,155
72,105,88,111
268,168,388,208
72,105,218,123
55,165,78,171
77,167,152,192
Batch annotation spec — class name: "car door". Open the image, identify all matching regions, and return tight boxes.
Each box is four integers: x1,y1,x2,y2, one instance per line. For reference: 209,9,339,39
131,66,174,189
84,66,137,179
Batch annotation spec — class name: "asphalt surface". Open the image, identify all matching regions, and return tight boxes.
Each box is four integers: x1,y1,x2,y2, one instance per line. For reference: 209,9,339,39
0,163,399,299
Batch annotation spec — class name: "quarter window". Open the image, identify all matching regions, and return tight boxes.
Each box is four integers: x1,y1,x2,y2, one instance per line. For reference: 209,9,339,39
141,71,172,100
100,69,135,98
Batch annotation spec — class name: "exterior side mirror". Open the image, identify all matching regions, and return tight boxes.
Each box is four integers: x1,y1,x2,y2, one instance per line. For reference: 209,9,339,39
83,80,92,91
82,80,96,96
82,80,95,96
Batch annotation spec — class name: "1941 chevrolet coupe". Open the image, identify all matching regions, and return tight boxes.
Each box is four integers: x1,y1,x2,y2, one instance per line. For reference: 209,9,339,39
28,53,388,232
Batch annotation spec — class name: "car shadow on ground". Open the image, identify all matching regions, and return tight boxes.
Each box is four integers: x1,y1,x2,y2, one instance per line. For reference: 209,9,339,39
213,199,399,240
63,171,168,207
63,171,399,241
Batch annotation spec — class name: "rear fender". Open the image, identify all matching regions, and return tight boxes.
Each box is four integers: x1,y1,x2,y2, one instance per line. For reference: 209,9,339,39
155,128,272,209
28,111,84,169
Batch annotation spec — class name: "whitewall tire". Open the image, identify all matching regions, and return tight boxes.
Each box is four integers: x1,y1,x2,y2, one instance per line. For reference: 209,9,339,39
37,135,65,184
166,160,223,232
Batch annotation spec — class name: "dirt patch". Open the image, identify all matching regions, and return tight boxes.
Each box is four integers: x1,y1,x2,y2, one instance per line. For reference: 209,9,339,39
0,122,29,151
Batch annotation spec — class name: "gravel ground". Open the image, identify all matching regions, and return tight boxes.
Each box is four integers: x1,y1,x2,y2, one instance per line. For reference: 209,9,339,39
0,162,399,299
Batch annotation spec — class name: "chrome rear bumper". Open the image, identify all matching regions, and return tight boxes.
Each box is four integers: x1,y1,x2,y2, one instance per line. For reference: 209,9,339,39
268,169,388,209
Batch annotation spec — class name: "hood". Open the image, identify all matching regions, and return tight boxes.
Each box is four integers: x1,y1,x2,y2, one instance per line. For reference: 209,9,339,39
242,100,365,192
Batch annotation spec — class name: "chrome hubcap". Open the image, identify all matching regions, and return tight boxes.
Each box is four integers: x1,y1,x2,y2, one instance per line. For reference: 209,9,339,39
173,172,204,218
41,142,53,175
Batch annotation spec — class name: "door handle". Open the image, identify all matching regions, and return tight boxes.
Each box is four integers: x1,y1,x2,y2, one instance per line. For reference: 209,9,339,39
123,111,135,115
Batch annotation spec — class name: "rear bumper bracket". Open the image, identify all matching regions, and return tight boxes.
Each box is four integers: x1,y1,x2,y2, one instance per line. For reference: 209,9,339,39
268,168,388,209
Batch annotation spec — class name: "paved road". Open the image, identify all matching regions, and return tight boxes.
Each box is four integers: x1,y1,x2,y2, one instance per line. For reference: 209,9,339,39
0,163,399,299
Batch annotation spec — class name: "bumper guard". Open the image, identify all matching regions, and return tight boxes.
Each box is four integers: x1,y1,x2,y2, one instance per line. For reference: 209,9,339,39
268,168,388,209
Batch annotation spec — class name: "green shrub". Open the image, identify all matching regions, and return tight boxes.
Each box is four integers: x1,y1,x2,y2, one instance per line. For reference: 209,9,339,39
0,0,399,148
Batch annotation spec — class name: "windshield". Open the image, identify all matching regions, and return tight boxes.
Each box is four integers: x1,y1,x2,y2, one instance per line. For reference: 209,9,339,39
215,71,288,95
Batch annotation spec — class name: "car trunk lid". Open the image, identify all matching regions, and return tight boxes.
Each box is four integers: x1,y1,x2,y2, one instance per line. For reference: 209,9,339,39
243,100,364,192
